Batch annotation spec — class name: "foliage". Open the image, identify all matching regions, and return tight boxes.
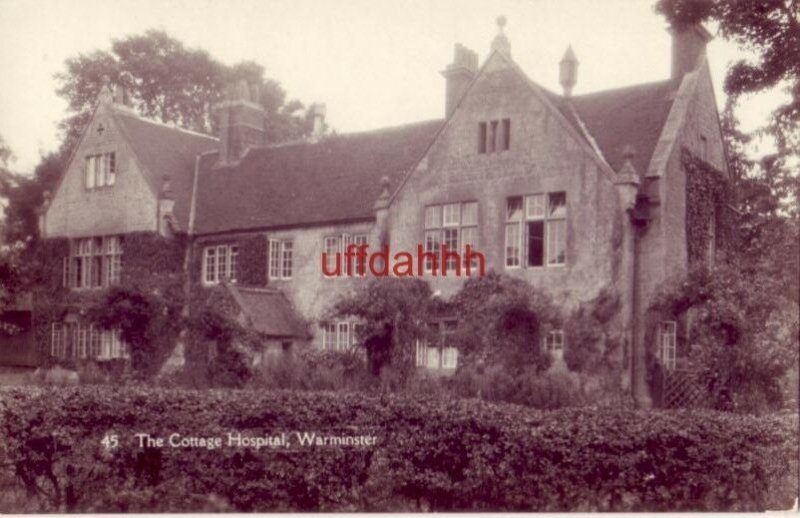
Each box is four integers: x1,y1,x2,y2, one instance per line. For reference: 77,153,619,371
649,262,799,412
56,29,313,151
450,271,561,374
563,288,621,373
655,0,799,156
253,349,373,392
0,386,797,512
0,152,64,250
333,277,432,379
0,133,13,167
682,148,735,263
451,365,584,409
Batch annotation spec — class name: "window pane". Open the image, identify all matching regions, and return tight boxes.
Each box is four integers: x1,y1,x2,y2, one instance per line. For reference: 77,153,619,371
546,219,566,265
548,192,567,218
106,153,116,185
443,228,459,271
217,246,227,281
85,157,95,188
281,241,293,278
424,230,441,272
424,206,441,229
506,197,523,221
526,194,545,219
527,221,544,266
324,237,339,273
478,122,487,154
269,240,280,279
337,322,349,351
502,118,511,150
443,203,460,227
230,245,239,281
205,247,216,283
489,120,498,153
505,223,520,267
461,201,478,226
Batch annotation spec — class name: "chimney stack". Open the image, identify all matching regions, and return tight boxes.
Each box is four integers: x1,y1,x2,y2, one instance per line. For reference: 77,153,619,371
670,23,712,81
559,45,578,97
213,79,266,166
441,43,478,118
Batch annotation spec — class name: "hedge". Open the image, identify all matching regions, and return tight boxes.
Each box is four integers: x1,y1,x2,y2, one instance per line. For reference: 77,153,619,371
0,386,796,512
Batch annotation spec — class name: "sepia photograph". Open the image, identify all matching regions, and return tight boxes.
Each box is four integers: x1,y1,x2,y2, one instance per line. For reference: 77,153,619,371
0,0,798,512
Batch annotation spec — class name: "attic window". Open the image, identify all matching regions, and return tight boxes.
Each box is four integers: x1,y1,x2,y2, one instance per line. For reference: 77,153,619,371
84,152,116,189
478,119,510,154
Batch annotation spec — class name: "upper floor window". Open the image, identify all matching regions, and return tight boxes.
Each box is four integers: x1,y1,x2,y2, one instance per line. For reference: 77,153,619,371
64,236,122,289
203,244,238,285
84,152,116,189
424,201,479,273
478,119,510,154
505,192,567,268
322,233,369,277
269,239,293,280
658,321,677,370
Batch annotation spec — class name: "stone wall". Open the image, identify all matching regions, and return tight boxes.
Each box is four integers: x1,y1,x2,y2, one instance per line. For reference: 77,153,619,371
44,104,158,238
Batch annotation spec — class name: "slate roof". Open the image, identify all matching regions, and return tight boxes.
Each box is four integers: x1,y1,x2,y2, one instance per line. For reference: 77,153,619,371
113,110,218,230
567,80,675,175
226,285,309,338
192,119,443,235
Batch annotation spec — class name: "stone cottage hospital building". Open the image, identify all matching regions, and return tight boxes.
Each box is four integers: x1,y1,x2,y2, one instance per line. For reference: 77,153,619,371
38,18,728,405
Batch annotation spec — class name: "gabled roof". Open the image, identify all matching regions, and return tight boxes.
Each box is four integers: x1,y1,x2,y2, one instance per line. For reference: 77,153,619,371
112,110,218,230
567,80,676,176
192,120,443,235
226,285,309,338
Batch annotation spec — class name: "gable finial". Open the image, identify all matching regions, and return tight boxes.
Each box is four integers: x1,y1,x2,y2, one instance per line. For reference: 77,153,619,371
490,15,511,59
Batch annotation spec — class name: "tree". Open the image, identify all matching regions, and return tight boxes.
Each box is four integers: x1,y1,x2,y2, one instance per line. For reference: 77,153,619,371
656,0,799,218
333,277,432,380
0,29,315,254
450,271,561,374
651,263,798,412
56,29,312,153
0,133,13,168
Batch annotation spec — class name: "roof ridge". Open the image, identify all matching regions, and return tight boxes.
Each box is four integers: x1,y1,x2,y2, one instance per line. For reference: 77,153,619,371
572,79,672,100
113,109,219,141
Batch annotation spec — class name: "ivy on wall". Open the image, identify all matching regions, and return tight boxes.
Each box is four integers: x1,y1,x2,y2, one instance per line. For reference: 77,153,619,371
683,148,734,265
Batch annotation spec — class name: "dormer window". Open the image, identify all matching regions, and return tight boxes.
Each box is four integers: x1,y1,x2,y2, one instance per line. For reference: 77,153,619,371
84,152,116,189
478,119,510,154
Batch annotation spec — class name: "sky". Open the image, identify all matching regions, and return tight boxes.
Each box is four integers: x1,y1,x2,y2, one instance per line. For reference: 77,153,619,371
0,0,787,174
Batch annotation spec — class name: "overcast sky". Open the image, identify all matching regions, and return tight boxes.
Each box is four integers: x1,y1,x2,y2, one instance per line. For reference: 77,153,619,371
0,0,786,173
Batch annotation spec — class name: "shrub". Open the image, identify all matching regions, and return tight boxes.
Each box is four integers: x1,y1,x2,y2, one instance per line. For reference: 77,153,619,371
451,364,584,409
253,349,372,392
1,386,796,512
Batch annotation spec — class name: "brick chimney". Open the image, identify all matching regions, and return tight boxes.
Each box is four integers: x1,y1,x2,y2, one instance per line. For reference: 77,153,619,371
214,80,266,165
309,103,326,141
670,23,712,81
441,43,478,118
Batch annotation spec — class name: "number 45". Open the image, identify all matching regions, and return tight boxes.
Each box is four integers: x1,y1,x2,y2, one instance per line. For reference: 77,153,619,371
101,434,119,449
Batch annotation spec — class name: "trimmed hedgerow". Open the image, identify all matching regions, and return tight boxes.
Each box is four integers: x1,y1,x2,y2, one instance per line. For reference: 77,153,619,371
0,386,796,512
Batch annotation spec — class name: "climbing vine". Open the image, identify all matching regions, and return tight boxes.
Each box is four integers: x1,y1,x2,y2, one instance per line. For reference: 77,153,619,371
683,148,734,264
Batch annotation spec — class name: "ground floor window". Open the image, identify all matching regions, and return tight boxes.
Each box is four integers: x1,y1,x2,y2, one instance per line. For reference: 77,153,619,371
320,320,361,352
415,320,459,370
50,322,129,360
658,321,677,370
544,329,565,361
